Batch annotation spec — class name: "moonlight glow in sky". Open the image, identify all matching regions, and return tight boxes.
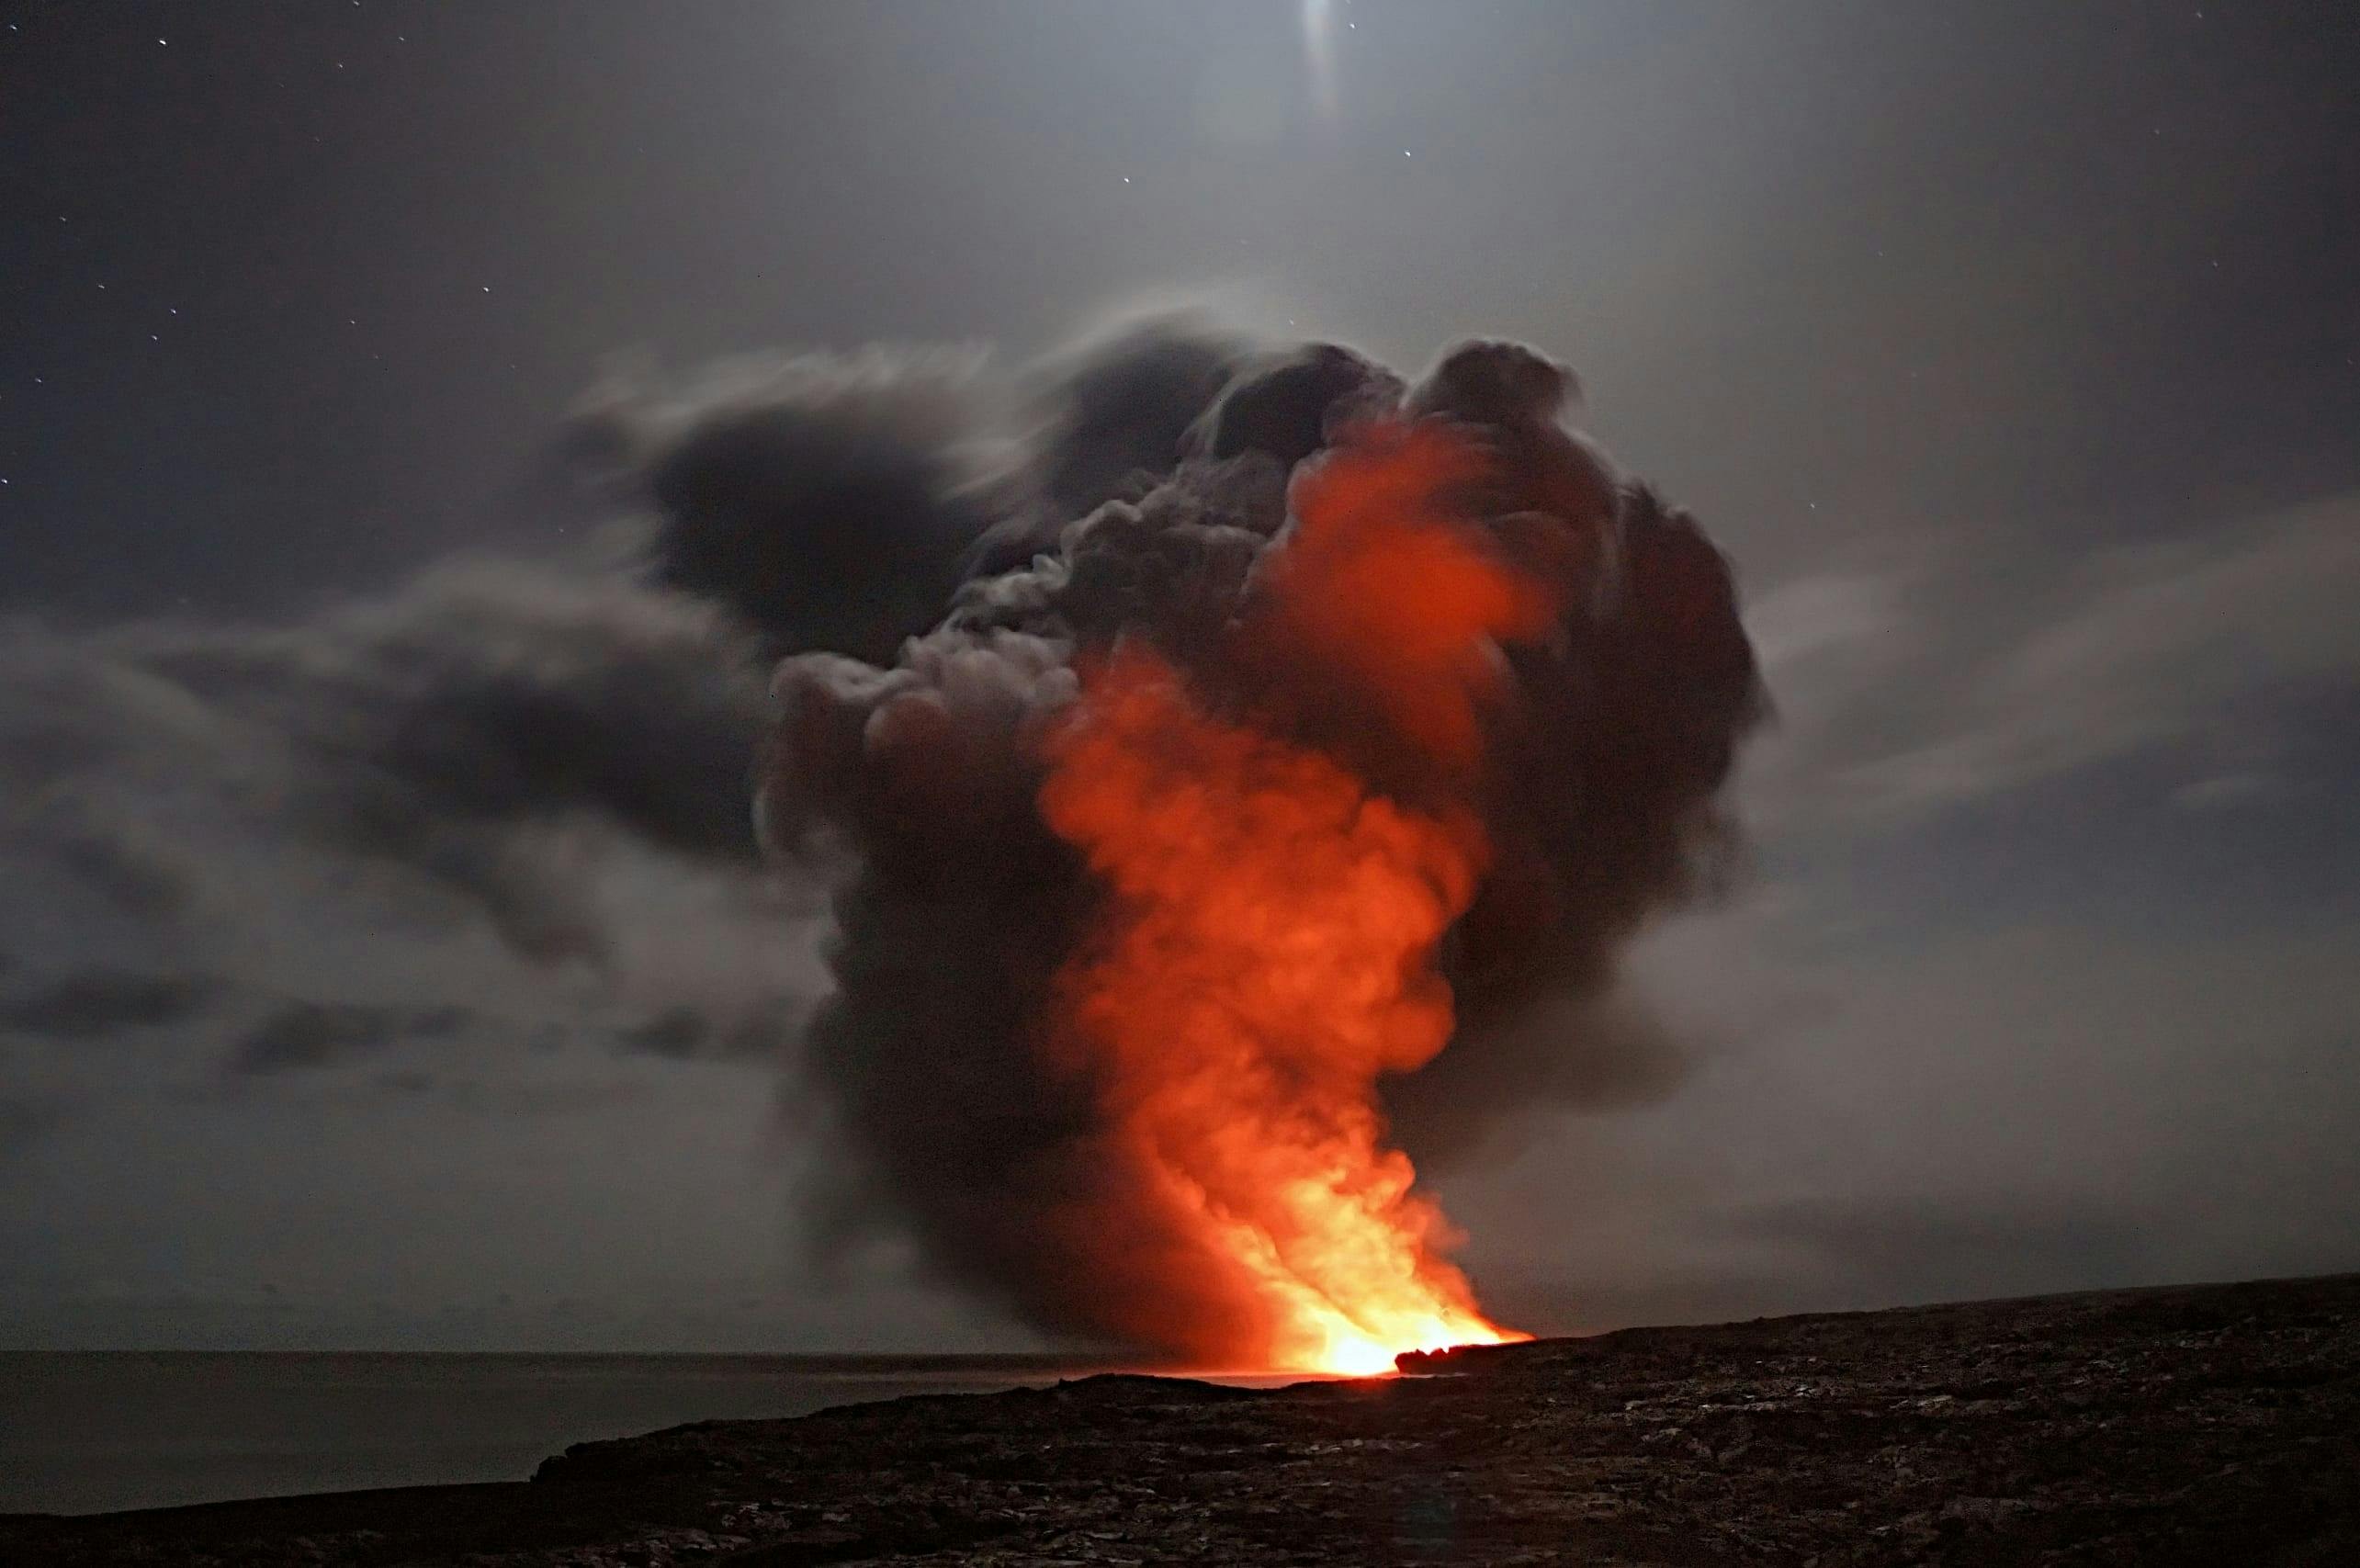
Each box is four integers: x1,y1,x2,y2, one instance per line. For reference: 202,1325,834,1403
1303,0,1339,126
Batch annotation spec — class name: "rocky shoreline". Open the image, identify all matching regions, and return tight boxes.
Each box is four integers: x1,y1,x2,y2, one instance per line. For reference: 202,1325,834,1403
8,1274,2355,1565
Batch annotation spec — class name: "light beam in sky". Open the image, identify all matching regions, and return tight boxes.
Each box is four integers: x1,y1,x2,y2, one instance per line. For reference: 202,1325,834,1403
1303,0,1339,127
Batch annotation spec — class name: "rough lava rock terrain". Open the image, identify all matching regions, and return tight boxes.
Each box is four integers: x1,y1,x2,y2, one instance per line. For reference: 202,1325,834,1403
6,1275,2355,1565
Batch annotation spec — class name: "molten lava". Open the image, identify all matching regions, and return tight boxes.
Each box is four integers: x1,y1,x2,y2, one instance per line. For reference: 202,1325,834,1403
1037,424,1547,1374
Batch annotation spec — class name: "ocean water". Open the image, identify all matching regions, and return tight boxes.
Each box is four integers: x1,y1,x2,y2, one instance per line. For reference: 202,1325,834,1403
0,1351,1145,1517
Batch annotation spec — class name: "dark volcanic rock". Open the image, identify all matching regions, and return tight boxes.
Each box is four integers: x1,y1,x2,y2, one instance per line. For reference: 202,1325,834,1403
7,1275,2356,1565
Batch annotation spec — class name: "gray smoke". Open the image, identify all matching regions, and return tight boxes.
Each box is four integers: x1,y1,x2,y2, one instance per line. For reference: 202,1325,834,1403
0,344,995,1073
573,345,1001,665
760,325,1764,1356
0,564,770,973
2,313,1761,1363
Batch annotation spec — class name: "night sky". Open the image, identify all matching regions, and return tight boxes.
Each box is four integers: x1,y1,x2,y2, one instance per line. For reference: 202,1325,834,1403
4,1,2358,1350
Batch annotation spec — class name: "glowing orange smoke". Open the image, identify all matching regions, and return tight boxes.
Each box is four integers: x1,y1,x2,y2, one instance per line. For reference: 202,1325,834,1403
1037,424,1547,1374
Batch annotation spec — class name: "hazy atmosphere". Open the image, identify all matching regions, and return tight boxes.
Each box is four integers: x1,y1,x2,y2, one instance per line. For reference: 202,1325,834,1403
4,0,2356,1356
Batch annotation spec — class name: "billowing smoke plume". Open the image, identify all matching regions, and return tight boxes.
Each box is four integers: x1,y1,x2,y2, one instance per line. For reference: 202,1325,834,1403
574,345,1004,665
1,310,1757,1368
761,323,1762,1364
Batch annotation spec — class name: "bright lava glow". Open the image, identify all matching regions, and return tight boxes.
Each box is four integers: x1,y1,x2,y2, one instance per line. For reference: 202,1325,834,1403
1040,426,1541,1376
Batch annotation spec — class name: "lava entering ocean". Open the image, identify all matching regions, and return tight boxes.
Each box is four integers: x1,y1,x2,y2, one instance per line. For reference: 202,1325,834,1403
1038,426,1544,1373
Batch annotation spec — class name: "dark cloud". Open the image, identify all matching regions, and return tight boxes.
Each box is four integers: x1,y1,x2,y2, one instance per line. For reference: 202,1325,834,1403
47,833,193,921
611,997,808,1063
164,565,774,868
229,1001,472,1076
614,1007,709,1060
718,999,804,1061
0,562,773,969
575,347,1000,665
965,312,1254,579
428,1078,660,1117
0,969,222,1042
1187,341,1405,469
1022,312,1254,530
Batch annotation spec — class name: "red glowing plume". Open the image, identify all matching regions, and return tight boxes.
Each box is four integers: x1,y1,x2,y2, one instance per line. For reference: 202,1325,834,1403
1037,424,1546,1372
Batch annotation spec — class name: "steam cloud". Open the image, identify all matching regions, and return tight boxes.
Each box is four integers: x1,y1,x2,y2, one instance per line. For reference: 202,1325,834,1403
759,320,1763,1358
1,311,1759,1360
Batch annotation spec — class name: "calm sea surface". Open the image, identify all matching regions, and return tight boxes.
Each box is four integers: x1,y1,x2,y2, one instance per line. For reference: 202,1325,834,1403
0,1351,1151,1516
